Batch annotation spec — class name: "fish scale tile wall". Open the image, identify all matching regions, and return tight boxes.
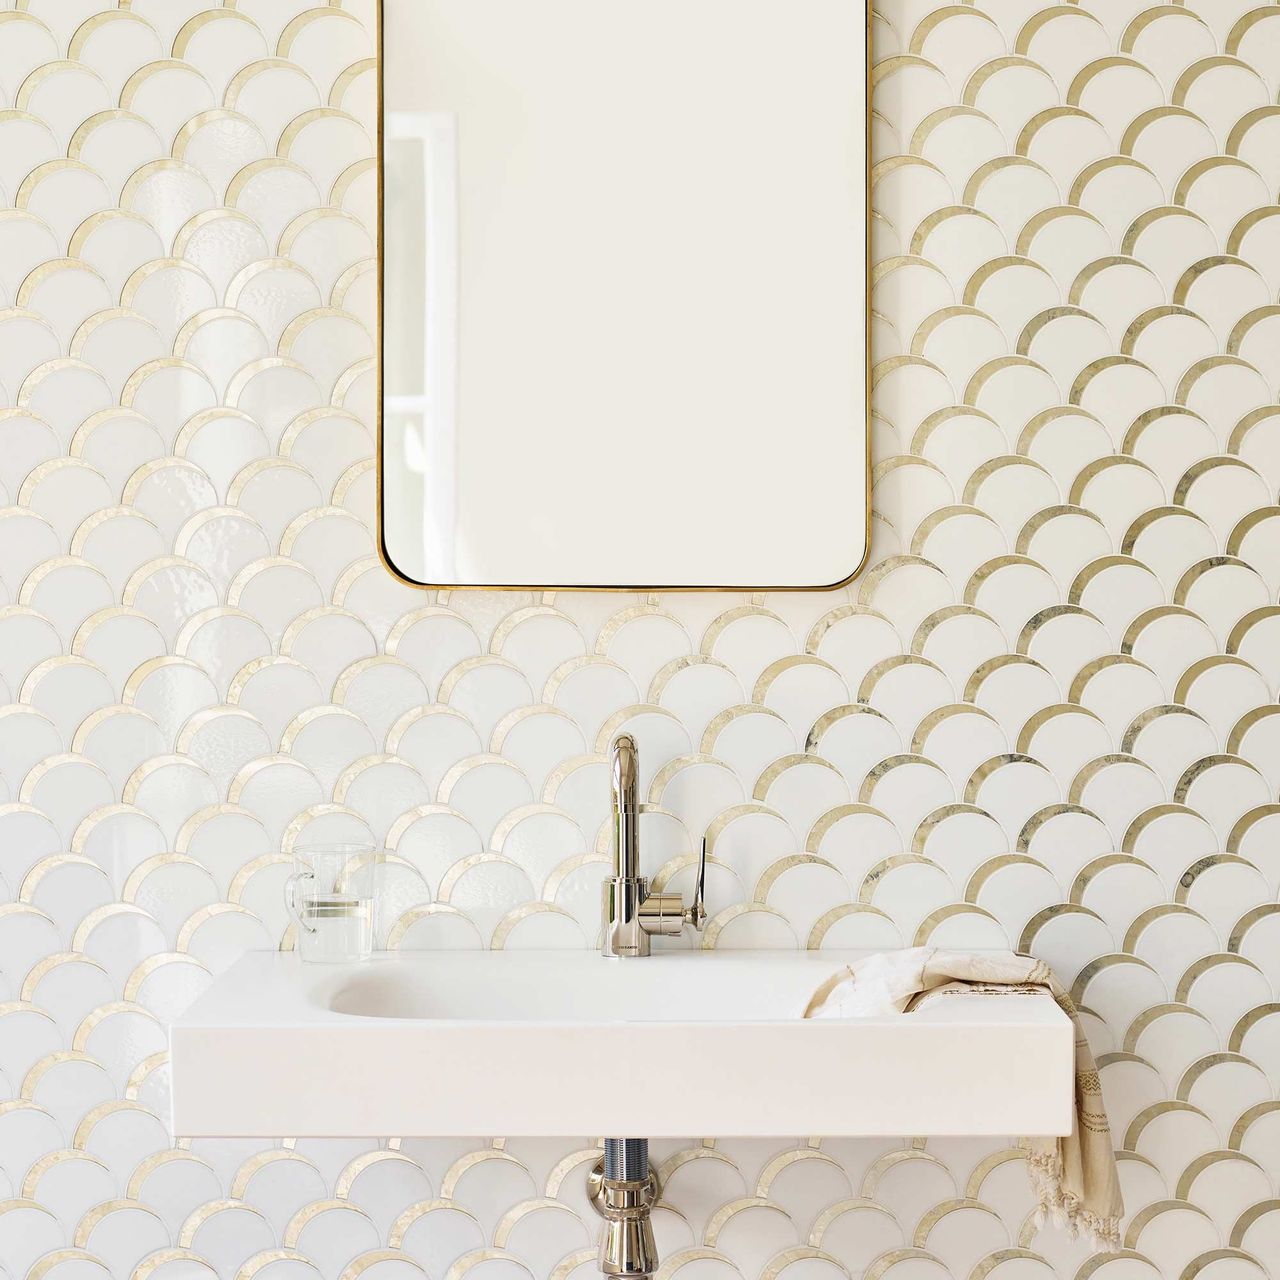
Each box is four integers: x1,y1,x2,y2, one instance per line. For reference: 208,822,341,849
0,0,1277,1277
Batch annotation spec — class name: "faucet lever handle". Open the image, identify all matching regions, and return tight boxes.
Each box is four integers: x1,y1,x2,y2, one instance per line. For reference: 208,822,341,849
684,838,708,932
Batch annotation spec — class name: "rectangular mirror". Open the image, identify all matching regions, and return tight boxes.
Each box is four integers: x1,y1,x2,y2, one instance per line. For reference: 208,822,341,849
378,0,869,591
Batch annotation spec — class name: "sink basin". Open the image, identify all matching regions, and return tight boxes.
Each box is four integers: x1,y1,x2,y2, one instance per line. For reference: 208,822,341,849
170,950,1073,1138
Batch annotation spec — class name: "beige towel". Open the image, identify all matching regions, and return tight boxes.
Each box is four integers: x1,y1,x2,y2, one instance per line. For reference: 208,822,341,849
805,947,1123,1251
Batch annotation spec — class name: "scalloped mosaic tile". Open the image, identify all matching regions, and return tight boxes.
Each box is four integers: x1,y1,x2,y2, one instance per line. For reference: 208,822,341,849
1,1,1278,1278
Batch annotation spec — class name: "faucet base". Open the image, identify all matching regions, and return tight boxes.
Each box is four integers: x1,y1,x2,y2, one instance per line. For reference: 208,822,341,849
600,877,651,958
589,1140,660,1277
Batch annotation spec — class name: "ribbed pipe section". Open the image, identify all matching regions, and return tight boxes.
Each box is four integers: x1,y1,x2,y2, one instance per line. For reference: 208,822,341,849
604,1138,648,1182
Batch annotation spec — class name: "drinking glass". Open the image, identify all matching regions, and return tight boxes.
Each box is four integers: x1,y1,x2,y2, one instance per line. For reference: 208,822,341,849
285,843,379,963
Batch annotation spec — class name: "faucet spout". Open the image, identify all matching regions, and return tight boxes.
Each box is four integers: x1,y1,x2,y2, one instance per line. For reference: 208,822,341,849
611,733,639,880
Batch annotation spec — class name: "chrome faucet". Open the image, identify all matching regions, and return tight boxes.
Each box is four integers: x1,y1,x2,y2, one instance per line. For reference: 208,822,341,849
600,734,706,958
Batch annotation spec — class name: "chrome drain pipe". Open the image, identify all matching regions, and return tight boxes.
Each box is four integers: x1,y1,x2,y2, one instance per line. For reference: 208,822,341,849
590,1138,660,1277
604,1138,648,1182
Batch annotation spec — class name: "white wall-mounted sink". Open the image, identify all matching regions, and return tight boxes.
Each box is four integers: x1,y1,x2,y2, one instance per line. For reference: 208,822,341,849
170,951,1073,1138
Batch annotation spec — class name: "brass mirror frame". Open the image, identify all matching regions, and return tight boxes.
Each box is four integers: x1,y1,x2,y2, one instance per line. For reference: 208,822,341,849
374,0,873,593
